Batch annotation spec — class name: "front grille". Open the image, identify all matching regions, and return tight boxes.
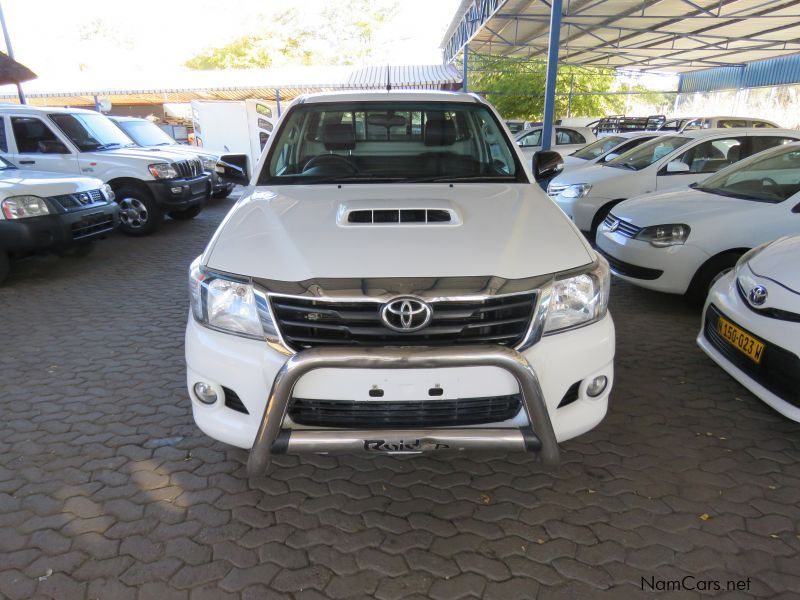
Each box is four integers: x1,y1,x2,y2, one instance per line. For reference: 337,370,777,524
173,158,203,178
704,305,800,407
271,293,537,350
50,189,105,212
596,247,663,280
547,183,567,197
71,213,114,240
289,394,522,428
223,387,249,414
604,214,641,238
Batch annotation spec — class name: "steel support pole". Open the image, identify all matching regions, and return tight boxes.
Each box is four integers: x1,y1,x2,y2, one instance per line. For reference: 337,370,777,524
462,46,468,92
275,88,281,117
540,0,562,151
0,1,25,104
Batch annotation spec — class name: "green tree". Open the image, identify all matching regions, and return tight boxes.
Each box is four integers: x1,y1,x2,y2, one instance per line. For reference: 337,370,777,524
185,36,274,70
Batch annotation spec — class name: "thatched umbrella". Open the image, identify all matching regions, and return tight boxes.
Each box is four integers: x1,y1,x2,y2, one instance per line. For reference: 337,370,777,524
0,51,35,85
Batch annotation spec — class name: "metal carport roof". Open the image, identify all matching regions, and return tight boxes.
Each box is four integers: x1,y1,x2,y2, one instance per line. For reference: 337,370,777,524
442,0,800,72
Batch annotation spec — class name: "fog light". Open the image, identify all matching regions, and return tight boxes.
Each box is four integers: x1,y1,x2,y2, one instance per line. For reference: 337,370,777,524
586,375,608,398
171,186,182,194
193,382,218,404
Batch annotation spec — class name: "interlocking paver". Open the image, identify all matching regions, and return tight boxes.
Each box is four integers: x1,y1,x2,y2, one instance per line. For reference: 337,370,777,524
1,195,799,597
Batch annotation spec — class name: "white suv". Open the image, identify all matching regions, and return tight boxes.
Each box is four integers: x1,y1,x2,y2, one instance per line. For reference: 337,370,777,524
547,128,800,236
185,91,615,476
0,105,210,235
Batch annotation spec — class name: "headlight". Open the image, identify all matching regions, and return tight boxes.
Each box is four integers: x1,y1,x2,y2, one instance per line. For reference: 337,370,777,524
200,156,217,171
560,184,592,199
101,184,115,202
544,257,610,334
148,163,178,179
1,195,50,219
635,223,690,247
188,257,280,342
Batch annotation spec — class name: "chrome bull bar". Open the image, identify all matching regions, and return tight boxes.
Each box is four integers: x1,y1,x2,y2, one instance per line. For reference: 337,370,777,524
247,344,560,477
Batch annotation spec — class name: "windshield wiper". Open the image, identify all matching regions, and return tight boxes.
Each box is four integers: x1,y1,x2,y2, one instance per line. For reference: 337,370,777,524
406,175,516,183
298,175,408,184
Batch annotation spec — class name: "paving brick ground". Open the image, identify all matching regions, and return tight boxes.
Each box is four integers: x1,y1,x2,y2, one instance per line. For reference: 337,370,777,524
1,195,799,600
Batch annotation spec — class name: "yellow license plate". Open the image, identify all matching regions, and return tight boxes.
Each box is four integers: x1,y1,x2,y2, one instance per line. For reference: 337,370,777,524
717,316,765,364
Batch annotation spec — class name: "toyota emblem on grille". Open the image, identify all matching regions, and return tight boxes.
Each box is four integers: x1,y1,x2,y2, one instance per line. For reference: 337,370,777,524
749,285,768,306
381,297,432,332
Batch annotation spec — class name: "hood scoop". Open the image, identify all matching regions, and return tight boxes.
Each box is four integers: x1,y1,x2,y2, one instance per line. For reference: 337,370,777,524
341,207,459,226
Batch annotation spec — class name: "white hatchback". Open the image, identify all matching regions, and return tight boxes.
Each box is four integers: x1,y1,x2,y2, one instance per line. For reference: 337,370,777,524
595,142,800,300
698,235,800,422
548,128,800,236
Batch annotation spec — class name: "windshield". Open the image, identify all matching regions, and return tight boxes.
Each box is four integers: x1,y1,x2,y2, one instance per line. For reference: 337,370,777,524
695,144,800,203
572,136,625,160
606,135,689,171
117,120,176,147
261,101,525,184
49,113,134,151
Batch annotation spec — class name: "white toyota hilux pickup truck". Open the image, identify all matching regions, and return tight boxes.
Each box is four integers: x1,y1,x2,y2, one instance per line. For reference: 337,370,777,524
185,91,615,476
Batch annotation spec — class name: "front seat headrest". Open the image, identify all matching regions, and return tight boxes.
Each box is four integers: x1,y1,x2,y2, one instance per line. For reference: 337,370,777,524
322,123,356,151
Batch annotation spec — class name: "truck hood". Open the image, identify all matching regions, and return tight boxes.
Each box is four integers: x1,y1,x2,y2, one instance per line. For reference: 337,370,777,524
206,183,594,280
612,187,761,226
85,147,195,163
0,168,103,197
139,144,219,160
749,235,800,293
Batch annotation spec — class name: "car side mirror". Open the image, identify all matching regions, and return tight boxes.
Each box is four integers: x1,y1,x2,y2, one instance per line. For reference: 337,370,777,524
532,150,564,182
603,152,619,162
37,140,70,154
215,154,250,186
666,160,690,174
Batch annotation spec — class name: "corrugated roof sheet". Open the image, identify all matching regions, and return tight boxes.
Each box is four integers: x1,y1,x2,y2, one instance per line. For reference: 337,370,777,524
678,54,800,92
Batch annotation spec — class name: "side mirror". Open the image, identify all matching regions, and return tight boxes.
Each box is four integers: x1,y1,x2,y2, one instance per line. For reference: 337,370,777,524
531,150,564,182
215,154,250,186
603,152,619,162
666,160,690,174
38,140,70,154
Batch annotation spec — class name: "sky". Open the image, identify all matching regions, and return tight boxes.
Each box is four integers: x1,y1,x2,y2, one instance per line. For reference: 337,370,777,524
1,0,463,81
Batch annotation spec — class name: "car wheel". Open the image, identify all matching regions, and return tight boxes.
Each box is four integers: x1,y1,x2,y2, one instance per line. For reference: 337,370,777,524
0,251,8,284
687,252,742,305
211,187,234,199
168,203,203,220
116,185,162,236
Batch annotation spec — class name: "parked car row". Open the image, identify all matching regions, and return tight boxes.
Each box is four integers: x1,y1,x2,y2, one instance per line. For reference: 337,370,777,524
0,104,234,283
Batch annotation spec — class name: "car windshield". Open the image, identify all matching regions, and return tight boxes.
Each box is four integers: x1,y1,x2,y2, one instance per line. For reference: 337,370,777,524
117,120,176,147
606,135,689,171
571,136,625,160
261,101,525,184
694,144,800,203
49,113,135,151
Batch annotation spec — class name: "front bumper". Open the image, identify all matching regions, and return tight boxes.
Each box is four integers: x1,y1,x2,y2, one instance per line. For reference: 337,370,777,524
0,203,119,255
596,226,709,294
208,171,232,194
146,174,210,210
186,313,614,474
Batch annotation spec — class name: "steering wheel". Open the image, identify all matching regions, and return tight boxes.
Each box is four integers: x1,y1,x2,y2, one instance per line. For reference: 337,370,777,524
761,177,778,187
303,154,358,174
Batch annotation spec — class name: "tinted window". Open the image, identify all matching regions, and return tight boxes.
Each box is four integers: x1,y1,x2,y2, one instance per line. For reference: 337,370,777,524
716,119,748,128
0,117,6,152
50,113,134,151
752,120,776,128
518,129,542,147
672,138,744,174
749,136,796,156
11,117,62,153
572,136,624,160
607,136,690,171
118,120,176,146
256,103,272,118
263,101,523,184
556,128,586,145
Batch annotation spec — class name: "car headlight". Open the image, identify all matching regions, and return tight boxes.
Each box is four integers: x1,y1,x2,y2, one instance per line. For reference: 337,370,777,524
635,224,690,247
1,195,50,219
188,257,280,342
560,184,592,199
101,184,115,202
148,163,179,179
544,257,610,334
200,156,217,171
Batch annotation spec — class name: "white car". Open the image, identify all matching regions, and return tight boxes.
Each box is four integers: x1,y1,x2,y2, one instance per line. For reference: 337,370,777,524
548,128,800,236
515,125,596,160
0,105,211,235
110,116,234,199
560,131,666,174
681,116,779,132
0,156,118,283
698,235,800,422
185,90,615,476
596,142,800,300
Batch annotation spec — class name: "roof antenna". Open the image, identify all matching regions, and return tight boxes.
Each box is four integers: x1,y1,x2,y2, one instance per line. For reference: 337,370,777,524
386,65,391,92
